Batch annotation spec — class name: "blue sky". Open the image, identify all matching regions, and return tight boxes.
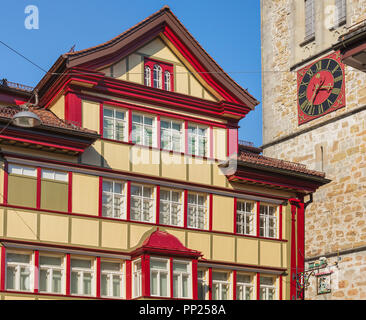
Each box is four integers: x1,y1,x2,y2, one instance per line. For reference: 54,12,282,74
0,0,262,147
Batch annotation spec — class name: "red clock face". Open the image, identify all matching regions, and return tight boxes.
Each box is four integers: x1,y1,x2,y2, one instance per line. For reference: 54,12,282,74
297,51,345,125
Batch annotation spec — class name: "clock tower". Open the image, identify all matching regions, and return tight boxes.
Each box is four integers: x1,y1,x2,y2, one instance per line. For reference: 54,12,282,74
261,0,366,300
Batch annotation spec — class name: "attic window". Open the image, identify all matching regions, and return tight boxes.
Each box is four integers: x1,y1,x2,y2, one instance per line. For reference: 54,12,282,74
144,58,174,92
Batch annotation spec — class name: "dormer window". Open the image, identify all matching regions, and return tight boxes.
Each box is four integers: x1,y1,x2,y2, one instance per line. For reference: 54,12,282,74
144,58,173,91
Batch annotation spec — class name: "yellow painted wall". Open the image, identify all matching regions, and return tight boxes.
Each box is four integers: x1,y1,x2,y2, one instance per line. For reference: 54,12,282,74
49,94,65,120
260,241,282,268
129,224,155,249
81,140,102,167
0,209,3,237
39,214,69,243
212,234,235,262
212,195,234,233
160,152,187,181
6,210,38,240
101,220,128,250
103,141,130,171
187,157,211,185
70,217,99,247
72,173,99,216
82,100,100,132
187,231,211,259
213,127,227,160
130,148,160,177
236,237,259,265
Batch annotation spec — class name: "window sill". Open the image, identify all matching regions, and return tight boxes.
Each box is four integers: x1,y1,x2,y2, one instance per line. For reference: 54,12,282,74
299,35,315,47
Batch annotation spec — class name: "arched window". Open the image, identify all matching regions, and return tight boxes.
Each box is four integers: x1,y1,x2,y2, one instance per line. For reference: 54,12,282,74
153,64,162,89
144,66,151,87
164,71,171,91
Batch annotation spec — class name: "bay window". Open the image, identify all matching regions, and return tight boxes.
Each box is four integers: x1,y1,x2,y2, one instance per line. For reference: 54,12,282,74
70,258,94,296
259,204,277,238
212,271,230,300
6,252,33,292
173,261,191,299
197,269,208,300
187,193,208,230
103,107,127,142
259,276,276,300
130,184,155,223
39,255,64,294
159,189,183,227
236,201,255,235
160,119,183,152
132,259,142,298
188,124,208,157
236,274,254,300
102,180,126,219
150,258,169,297
131,113,155,147
100,261,124,298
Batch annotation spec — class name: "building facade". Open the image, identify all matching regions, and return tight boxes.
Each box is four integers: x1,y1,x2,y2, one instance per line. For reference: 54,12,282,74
0,7,327,300
261,0,366,299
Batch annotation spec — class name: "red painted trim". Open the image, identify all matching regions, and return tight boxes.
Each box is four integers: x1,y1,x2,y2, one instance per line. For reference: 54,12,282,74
3,161,8,204
0,246,6,291
141,254,150,297
128,110,132,143
125,260,132,300
169,257,173,298
183,190,188,228
209,194,213,231
156,185,160,225
256,201,260,237
256,272,260,300
297,200,305,300
66,253,71,295
290,201,297,300
99,103,104,137
126,181,131,221
233,270,237,300
184,121,188,154
209,126,213,159
156,115,161,150
233,198,237,234
208,267,212,300
65,92,82,127
96,257,101,297
279,205,283,240
68,172,73,213
36,167,41,209
34,250,39,293
192,260,198,300
198,259,286,273
98,176,103,217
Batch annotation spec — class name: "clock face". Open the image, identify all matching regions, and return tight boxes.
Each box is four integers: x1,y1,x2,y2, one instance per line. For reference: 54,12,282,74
297,51,345,125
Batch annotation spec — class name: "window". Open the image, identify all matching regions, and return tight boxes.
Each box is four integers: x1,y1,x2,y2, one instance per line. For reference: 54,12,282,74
160,119,183,152
131,113,155,147
173,261,191,298
144,66,151,87
8,164,37,177
102,180,126,219
41,169,68,182
160,189,183,227
70,258,94,296
236,274,254,300
187,193,208,230
132,260,142,298
164,71,171,91
100,261,124,298
39,255,64,294
6,252,32,291
144,58,173,91
197,269,208,300
259,276,276,300
259,205,277,238
130,184,154,223
103,107,127,142
150,258,169,297
236,201,255,235
335,0,346,26
305,0,315,40
153,64,162,89
188,124,208,157
212,272,230,300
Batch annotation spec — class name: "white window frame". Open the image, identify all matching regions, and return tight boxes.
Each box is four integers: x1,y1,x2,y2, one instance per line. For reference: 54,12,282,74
188,124,208,157
259,276,277,300
160,118,184,152
164,71,171,91
6,251,34,292
103,106,128,142
70,257,95,297
172,260,191,299
8,164,37,177
305,0,315,40
236,201,256,235
150,257,169,298
100,260,125,299
159,189,183,227
212,271,231,300
132,259,142,298
131,112,156,147
41,169,68,182
38,254,65,294
259,204,278,238
197,269,208,300
236,273,254,300
153,64,162,89
102,179,126,219
144,66,151,87
187,193,208,230
130,184,155,223
335,0,346,26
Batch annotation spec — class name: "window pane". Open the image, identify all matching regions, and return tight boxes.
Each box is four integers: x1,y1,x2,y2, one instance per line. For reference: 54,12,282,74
160,273,168,296
151,272,158,295
150,260,168,270
71,259,91,269
40,269,48,292
83,273,92,295
101,262,121,272
113,275,121,297
101,274,108,296
173,262,188,273
6,266,16,290
42,169,54,180
40,256,62,267
7,253,30,264
20,267,30,291
71,272,79,294
52,270,62,293
182,275,189,297
173,274,179,297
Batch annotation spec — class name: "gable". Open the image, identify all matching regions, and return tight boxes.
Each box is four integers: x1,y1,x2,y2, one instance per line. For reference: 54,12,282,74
98,37,219,102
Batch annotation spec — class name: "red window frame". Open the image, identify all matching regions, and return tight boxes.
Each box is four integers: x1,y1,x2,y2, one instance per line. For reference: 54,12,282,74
144,58,174,92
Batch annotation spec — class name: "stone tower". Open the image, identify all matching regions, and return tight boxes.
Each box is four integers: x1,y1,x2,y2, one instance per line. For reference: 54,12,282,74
261,0,366,299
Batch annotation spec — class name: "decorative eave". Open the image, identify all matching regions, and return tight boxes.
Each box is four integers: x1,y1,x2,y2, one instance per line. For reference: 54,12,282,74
131,230,202,259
